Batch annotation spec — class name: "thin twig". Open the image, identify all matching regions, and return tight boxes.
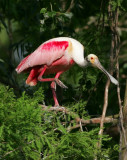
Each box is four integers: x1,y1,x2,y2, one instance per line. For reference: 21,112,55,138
3,140,35,157
79,120,83,132
98,80,110,148
66,0,75,13
3,148,18,157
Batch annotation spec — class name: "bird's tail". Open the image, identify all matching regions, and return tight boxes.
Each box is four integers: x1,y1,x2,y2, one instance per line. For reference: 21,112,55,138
16,55,31,73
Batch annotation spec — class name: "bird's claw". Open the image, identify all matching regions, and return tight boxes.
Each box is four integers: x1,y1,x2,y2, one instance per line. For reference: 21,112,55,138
54,78,68,89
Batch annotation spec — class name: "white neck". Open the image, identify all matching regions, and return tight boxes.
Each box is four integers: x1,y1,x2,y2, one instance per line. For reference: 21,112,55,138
75,58,88,67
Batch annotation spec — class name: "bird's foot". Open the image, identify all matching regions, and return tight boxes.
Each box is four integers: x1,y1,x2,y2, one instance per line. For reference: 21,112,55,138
54,78,68,89
54,104,60,107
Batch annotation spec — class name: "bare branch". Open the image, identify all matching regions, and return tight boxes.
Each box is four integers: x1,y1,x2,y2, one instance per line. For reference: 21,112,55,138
66,0,75,13
67,116,118,132
3,148,18,157
98,80,110,148
41,105,118,123
81,115,118,124
98,0,121,150
119,80,127,159
41,105,79,120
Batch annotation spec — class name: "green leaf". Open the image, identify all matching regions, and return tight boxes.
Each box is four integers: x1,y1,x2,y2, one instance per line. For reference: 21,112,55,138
40,8,47,14
57,119,67,134
47,11,56,17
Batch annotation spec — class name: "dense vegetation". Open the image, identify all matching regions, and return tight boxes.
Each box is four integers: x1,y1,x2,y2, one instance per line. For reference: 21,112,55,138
0,0,127,159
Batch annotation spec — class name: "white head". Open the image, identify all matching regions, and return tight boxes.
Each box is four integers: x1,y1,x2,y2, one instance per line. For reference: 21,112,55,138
85,54,118,85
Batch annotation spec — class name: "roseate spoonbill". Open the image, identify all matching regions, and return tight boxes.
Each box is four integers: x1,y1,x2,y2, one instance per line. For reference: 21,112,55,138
16,37,118,106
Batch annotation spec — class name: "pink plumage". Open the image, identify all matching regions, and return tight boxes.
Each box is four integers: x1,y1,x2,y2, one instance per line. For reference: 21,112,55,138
16,37,118,106
16,37,76,106
16,40,69,73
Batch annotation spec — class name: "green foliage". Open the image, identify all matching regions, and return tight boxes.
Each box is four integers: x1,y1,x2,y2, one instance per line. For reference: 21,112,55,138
68,100,89,119
0,0,126,159
0,84,118,159
44,130,99,160
0,84,44,159
40,7,73,37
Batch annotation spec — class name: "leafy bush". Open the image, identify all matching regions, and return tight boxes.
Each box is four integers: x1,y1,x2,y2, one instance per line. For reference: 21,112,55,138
0,84,115,160
0,84,44,159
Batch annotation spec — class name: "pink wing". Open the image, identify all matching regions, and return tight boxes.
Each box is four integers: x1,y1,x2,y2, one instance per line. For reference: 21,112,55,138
16,40,69,73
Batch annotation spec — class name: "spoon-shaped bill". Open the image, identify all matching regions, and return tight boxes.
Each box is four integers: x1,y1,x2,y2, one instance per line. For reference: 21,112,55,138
94,59,118,85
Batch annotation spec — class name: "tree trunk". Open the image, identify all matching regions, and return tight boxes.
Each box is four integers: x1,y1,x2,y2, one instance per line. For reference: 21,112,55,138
121,80,127,160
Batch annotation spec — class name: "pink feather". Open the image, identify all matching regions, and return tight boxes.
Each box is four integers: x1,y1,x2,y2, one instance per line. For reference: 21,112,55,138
16,40,69,73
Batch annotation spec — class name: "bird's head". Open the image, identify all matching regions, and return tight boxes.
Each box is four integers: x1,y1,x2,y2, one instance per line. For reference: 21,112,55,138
86,54,98,66
85,54,118,85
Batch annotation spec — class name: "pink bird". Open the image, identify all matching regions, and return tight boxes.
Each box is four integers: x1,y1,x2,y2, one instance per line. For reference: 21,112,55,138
16,37,118,106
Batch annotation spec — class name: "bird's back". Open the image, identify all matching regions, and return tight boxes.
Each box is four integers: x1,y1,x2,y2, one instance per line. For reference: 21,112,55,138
16,37,84,73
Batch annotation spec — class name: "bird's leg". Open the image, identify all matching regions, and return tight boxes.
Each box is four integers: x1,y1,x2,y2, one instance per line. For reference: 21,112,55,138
51,72,65,107
38,68,68,89
50,81,59,107
38,70,67,107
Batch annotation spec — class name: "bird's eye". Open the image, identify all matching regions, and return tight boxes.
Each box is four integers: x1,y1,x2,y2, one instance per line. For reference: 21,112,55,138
91,57,94,60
